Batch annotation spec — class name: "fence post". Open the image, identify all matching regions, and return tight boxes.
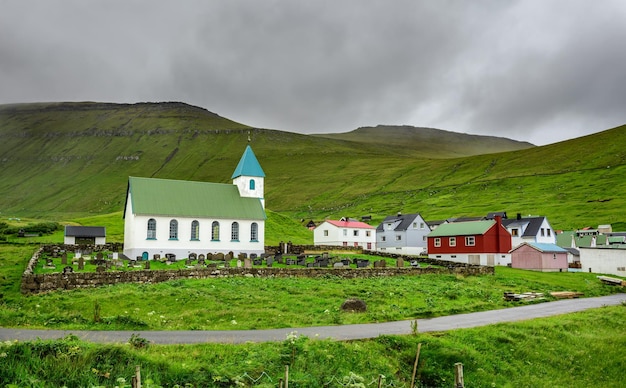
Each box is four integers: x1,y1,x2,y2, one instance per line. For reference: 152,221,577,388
131,365,141,388
284,365,289,388
454,362,464,388
410,343,422,388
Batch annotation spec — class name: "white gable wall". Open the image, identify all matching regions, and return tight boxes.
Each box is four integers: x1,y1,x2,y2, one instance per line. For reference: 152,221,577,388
233,176,265,208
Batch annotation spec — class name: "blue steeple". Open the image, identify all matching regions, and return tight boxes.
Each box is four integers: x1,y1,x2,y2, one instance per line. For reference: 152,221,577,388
231,145,265,179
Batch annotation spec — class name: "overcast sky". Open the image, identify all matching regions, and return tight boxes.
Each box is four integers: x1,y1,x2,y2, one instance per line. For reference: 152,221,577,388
1,1,625,145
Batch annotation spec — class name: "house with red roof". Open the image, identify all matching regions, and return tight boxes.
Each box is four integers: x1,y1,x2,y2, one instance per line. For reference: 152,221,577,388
426,216,512,266
313,217,376,250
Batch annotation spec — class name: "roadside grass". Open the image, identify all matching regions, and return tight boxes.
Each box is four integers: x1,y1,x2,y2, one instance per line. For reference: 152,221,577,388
1,305,624,387
1,249,623,330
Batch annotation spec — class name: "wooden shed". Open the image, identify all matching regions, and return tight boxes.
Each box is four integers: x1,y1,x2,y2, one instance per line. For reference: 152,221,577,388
510,242,568,272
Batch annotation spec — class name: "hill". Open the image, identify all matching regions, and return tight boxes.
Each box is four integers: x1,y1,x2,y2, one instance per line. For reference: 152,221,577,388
0,101,625,233
314,125,534,158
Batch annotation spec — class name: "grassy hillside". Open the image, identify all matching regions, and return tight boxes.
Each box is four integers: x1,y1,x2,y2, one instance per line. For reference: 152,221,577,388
314,124,534,158
1,102,625,234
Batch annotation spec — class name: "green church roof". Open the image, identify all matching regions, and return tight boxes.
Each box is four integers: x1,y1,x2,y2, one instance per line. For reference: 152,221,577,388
231,145,265,179
427,220,495,237
127,177,266,220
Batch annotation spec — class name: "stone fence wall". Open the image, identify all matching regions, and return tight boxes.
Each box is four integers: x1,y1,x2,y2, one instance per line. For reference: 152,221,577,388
21,244,494,294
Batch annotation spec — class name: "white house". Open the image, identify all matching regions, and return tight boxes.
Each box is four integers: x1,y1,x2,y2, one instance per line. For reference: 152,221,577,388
64,226,106,245
123,145,266,260
502,215,556,247
313,218,376,250
376,212,430,255
578,247,626,277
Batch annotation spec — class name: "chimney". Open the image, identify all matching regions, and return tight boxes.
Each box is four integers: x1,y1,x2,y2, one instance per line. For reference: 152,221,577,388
397,211,402,217
516,213,522,220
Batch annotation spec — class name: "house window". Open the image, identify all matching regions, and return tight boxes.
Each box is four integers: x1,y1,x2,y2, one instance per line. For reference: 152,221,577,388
169,220,178,240
434,238,441,247
413,222,417,228
343,229,348,236
343,242,348,247
353,230,359,237
541,228,545,236
366,231,371,237
249,179,255,190
386,223,392,230
250,222,258,242
367,243,372,250
420,222,425,229
147,218,156,239
511,228,519,236
396,235,402,241
323,230,329,237
381,236,386,242
449,237,456,247
465,236,475,246
191,220,199,241
211,221,220,241
547,229,551,237
231,222,239,241
354,242,358,247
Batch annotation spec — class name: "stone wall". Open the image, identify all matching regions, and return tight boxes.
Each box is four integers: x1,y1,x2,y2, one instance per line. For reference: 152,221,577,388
21,244,494,294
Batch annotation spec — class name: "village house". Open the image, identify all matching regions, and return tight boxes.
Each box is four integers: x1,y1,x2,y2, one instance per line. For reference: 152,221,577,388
510,242,569,272
64,226,106,245
502,214,556,247
313,217,376,250
578,246,626,277
426,216,512,266
376,212,430,255
123,145,266,260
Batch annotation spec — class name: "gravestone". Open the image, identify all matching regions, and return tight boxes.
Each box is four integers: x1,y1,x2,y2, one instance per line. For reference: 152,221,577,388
341,259,351,266
374,260,386,268
356,260,369,268
250,253,257,260
215,253,224,261
129,259,137,267
78,257,85,270
296,256,306,266
207,253,214,260
266,256,274,267
410,260,420,268
253,259,262,266
185,258,192,266
286,258,295,265
198,255,206,265
244,258,252,269
224,253,233,261
323,252,329,260
61,253,68,265
333,262,344,268
63,266,73,274
397,258,404,268
144,261,151,270
236,259,242,268
113,252,119,260
189,253,197,261
45,258,54,268
153,254,160,261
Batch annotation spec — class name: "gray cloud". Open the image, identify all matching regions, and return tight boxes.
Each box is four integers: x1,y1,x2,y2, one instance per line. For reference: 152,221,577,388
1,0,624,145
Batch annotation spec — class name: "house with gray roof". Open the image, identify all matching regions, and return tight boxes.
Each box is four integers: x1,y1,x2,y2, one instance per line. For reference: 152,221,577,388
123,145,266,260
376,212,430,255
64,226,106,245
502,214,556,247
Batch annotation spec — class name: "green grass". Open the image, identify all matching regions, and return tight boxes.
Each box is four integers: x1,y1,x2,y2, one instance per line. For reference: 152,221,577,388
1,305,624,387
2,102,626,231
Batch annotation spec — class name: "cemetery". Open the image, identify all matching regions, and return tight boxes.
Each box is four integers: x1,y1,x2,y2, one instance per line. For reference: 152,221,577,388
20,244,493,294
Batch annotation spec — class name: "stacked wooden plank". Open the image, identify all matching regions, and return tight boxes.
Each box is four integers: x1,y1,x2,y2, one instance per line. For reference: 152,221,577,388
504,292,544,301
597,276,626,286
549,291,584,299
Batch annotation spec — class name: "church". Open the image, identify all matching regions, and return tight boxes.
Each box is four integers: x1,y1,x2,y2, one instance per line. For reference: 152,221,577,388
123,145,266,260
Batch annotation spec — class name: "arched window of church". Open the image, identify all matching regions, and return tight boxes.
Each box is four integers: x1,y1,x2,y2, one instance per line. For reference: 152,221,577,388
249,179,255,190
169,219,178,240
231,222,239,241
251,222,258,242
191,220,199,241
212,221,220,241
147,218,156,239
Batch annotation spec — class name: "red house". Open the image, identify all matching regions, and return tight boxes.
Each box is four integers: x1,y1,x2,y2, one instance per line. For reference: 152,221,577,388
427,216,512,266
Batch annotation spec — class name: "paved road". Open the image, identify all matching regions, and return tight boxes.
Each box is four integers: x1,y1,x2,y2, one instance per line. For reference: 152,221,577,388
1,294,624,344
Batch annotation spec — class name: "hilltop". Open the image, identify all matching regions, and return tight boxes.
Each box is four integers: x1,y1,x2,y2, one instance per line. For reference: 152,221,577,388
314,125,534,158
0,101,625,232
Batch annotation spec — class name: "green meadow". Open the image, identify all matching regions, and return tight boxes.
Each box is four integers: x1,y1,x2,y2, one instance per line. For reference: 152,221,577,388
1,102,626,386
